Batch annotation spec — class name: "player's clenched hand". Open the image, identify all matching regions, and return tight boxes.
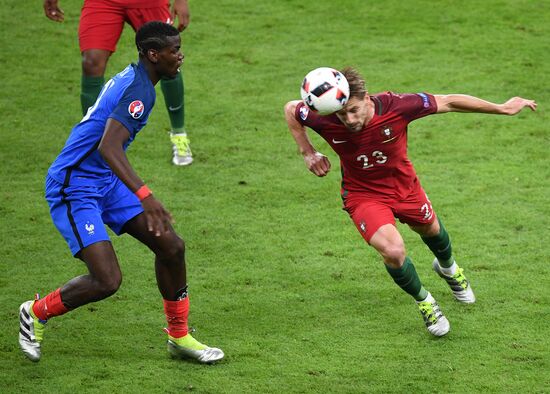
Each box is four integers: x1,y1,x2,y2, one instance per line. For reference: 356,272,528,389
304,151,331,177
141,195,174,237
501,97,537,115
172,0,190,31
43,0,64,22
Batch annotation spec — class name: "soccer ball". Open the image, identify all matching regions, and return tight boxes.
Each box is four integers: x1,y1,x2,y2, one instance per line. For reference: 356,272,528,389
300,67,350,115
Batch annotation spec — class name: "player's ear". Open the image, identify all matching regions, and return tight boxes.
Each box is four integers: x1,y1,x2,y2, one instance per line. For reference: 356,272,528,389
146,49,159,64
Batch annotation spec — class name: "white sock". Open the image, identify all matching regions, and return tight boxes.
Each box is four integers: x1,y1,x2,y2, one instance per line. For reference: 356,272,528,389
417,292,435,304
439,260,457,276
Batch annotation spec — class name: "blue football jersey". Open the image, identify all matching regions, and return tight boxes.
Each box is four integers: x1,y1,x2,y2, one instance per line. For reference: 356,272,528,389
48,61,156,186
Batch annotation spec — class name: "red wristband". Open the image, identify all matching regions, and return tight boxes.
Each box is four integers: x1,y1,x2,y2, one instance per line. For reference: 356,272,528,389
135,185,152,201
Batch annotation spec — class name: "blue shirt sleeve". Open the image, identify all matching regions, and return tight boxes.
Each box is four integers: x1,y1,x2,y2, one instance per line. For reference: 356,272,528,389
109,74,155,139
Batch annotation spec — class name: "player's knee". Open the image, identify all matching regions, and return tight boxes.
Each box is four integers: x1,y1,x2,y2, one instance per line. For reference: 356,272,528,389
81,53,107,76
171,236,186,260
95,272,122,299
379,244,406,267
156,235,185,263
413,219,440,238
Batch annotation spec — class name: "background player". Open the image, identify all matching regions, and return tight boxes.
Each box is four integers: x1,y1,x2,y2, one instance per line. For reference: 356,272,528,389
284,67,536,336
18,21,223,363
43,0,194,166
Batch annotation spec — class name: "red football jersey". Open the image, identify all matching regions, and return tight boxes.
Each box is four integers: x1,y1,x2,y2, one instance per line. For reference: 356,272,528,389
87,0,169,9
295,92,438,199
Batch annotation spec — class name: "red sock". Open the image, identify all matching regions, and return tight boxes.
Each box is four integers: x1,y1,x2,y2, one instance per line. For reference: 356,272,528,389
32,288,70,321
163,297,189,338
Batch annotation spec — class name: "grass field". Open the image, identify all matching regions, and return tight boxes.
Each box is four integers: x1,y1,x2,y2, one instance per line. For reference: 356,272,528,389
1,0,549,392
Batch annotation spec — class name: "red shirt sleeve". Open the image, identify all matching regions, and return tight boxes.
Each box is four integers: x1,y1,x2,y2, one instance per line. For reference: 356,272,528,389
295,101,319,127
387,92,438,121
294,101,340,132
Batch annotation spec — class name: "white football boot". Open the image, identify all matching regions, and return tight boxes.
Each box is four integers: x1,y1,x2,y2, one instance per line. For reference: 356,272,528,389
167,332,224,364
170,132,193,166
416,293,450,337
433,258,476,303
19,300,46,362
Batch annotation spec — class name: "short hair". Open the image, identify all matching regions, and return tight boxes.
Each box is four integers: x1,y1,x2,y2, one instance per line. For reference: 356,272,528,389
136,21,180,56
341,67,367,100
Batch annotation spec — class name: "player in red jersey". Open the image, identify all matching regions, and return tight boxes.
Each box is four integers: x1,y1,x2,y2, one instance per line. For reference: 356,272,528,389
43,0,194,166
284,67,537,336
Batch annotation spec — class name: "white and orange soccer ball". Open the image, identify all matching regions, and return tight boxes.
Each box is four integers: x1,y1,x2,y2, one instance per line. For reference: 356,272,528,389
300,67,350,115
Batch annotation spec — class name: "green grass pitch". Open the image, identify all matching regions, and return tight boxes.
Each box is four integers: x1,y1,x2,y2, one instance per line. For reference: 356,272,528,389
0,0,548,392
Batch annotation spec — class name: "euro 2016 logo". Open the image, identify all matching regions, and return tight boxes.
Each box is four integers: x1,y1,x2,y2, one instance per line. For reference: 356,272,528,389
128,100,145,119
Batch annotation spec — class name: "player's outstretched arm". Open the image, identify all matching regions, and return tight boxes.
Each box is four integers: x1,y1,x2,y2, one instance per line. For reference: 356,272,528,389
172,0,190,32
284,100,331,177
99,118,173,236
43,0,64,22
435,94,537,115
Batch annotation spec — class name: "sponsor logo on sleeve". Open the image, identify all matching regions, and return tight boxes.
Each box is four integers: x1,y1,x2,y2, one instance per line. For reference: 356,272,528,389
417,93,430,108
128,100,145,119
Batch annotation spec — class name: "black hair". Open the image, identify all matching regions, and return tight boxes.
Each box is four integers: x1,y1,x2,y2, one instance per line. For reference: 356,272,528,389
135,21,180,56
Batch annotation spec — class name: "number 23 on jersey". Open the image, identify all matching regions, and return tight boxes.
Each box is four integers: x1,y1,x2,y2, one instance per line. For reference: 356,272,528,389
356,150,388,169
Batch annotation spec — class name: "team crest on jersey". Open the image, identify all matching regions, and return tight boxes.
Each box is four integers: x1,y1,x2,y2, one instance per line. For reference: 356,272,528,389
359,220,367,233
85,222,95,236
380,125,396,143
299,105,309,120
128,100,145,119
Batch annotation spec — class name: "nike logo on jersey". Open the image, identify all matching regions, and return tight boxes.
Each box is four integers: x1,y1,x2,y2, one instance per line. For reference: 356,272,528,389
332,139,347,144
381,136,397,143
168,104,183,111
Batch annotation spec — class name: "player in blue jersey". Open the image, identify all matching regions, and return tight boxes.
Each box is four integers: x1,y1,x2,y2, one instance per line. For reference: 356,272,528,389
18,21,223,364
43,0,194,166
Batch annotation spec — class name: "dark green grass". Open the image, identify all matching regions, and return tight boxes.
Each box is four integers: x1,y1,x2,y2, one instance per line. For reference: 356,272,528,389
1,0,549,392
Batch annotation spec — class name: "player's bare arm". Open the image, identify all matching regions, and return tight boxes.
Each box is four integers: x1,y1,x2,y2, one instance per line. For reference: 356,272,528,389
99,118,173,236
284,100,331,177
43,0,64,22
172,0,190,32
435,94,537,115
